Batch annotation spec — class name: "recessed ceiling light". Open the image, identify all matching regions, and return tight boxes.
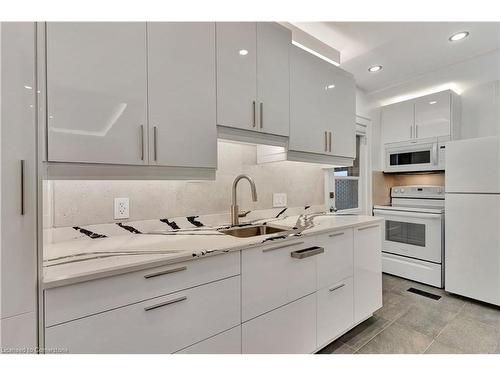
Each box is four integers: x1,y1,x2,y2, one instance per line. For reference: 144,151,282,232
449,31,469,42
239,49,248,56
368,65,382,73
326,84,335,90
429,101,437,105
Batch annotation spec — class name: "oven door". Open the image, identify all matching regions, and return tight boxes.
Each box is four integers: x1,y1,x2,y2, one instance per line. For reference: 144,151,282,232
384,141,438,173
373,209,443,263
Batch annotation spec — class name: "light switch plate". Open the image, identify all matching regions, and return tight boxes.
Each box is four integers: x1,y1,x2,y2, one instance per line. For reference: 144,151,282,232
114,197,129,220
273,193,287,208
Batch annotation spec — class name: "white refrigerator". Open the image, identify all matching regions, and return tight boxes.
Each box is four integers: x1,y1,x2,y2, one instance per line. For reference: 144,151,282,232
445,135,500,305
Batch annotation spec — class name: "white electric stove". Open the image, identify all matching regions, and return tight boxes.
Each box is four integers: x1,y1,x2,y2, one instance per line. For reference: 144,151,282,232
373,185,445,288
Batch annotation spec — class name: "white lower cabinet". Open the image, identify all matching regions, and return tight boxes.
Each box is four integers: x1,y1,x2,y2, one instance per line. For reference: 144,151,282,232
242,293,317,354
241,240,318,321
316,277,354,349
45,276,240,354
353,224,383,324
176,326,241,354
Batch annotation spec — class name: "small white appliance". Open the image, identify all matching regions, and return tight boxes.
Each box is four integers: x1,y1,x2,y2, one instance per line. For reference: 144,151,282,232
445,135,500,306
384,136,448,173
373,185,445,287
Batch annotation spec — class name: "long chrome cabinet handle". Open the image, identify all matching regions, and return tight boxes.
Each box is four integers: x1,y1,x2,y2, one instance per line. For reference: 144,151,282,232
144,296,187,312
140,125,144,161
324,131,328,152
410,125,413,139
329,283,346,292
262,241,305,253
329,132,332,152
415,124,419,138
144,266,187,279
260,102,263,128
153,126,158,161
20,160,25,215
358,224,379,231
291,246,324,259
328,232,344,238
252,101,256,128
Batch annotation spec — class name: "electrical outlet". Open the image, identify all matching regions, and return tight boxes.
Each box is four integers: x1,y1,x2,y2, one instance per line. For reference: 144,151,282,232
273,193,287,208
114,197,129,220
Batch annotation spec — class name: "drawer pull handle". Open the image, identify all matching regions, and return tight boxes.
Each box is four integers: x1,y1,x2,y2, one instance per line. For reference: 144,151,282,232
262,241,304,253
291,246,324,259
329,232,344,238
144,266,187,279
329,283,346,293
357,224,379,231
144,296,187,312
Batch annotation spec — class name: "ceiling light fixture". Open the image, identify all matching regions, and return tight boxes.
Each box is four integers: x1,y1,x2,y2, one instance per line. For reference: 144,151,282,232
239,49,248,56
429,101,437,105
449,31,469,42
326,84,335,90
368,65,382,73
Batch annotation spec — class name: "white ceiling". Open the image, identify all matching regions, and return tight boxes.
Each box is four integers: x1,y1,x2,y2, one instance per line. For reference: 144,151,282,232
293,22,500,100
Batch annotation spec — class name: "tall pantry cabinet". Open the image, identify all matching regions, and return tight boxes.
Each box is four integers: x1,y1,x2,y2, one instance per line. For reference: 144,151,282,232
0,22,38,351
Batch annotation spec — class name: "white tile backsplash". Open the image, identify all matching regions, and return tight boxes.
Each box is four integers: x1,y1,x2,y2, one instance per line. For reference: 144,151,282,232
46,141,326,227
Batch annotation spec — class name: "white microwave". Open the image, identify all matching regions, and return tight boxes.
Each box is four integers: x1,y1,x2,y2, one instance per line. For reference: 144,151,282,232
384,137,447,173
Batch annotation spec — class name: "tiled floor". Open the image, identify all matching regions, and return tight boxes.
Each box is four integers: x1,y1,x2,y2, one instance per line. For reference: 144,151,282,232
318,273,500,354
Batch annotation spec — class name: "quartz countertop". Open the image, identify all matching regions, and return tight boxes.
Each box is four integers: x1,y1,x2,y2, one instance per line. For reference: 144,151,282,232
43,213,383,289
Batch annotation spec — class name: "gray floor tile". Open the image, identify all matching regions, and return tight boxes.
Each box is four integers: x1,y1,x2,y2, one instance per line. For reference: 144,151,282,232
317,340,355,354
424,340,464,354
396,303,457,338
339,316,390,350
356,322,433,354
375,301,411,322
436,316,500,354
459,301,500,329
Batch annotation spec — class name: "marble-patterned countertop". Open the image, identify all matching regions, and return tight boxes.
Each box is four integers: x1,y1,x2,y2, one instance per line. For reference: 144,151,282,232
43,213,383,289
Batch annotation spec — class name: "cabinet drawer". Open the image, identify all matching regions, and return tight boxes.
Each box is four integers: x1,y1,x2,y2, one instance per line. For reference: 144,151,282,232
242,293,316,354
176,326,241,354
316,229,353,289
45,276,240,354
242,239,319,321
317,277,354,348
45,251,240,327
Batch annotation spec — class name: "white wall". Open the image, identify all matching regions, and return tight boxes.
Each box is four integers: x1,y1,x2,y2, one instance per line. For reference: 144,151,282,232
46,141,326,227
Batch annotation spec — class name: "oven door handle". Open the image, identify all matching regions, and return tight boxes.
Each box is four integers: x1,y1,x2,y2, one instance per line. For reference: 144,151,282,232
373,209,442,220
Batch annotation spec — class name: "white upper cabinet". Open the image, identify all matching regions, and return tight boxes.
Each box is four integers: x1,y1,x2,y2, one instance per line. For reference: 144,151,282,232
216,22,291,137
381,100,414,144
325,65,356,158
46,22,148,165
381,90,459,145
147,22,217,168
216,23,258,131
290,45,355,159
290,45,329,154
256,23,290,137
414,91,451,139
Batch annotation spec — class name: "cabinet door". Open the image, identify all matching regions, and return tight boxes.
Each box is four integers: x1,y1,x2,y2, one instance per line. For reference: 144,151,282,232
46,22,148,164
415,91,451,139
316,229,354,290
317,277,354,348
0,23,37,324
45,276,241,354
242,293,316,354
241,240,318,322
325,66,356,158
353,224,382,324
216,22,257,130
147,22,216,168
256,22,290,136
290,45,329,154
381,101,414,144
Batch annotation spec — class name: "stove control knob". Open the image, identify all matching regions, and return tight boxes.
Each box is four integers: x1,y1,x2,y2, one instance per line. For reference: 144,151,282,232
394,188,400,193
400,188,405,193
